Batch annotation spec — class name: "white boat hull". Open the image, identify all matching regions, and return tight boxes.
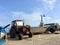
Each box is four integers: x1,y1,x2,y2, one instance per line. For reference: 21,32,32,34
0,32,5,39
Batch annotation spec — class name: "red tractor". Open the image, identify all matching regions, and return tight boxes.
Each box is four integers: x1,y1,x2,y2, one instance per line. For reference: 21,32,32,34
10,20,33,40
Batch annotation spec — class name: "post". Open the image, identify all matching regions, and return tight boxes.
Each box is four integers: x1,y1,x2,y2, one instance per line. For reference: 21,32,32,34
39,14,45,27
23,19,24,26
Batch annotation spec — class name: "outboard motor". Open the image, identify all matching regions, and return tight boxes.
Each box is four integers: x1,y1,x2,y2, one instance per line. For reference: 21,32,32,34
0,24,10,45
0,24,10,39
0,27,6,39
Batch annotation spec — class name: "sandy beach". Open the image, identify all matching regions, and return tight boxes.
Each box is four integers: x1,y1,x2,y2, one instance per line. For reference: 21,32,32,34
6,31,60,45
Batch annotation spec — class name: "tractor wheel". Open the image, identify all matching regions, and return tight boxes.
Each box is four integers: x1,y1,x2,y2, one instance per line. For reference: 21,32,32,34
18,34,22,40
28,32,33,38
49,28,55,33
10,30,15,38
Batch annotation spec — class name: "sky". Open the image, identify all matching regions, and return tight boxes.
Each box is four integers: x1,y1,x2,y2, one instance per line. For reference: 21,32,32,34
0,0,60,27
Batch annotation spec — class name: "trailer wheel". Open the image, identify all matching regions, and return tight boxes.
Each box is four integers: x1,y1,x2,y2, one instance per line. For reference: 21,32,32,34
28,32,33,38
18,34,22,40
49,28,55,33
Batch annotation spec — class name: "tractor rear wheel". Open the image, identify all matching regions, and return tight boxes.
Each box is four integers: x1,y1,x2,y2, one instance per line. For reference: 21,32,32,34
49,28,55,33
10,29,15,38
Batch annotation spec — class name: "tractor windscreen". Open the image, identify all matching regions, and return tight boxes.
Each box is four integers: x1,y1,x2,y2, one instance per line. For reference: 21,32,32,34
16,21,23,26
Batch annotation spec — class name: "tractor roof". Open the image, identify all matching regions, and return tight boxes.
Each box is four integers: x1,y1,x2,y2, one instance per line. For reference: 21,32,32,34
12,20,23,22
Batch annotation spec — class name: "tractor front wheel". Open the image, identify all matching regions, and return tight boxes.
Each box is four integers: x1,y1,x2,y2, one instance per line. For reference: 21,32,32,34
28,32,33,38
18,34,22,40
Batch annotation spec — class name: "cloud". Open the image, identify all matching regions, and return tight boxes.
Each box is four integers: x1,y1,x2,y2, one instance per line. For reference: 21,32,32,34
42,0,56,10
30,0,57,15
10,10,54,27
35,0,57,12
0,0,58,27
11,11,41,26
43,16,60,25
